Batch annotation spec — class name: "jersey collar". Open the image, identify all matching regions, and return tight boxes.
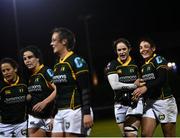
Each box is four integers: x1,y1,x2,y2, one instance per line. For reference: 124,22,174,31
32,64,44,75
145,53,156,64
59,51,74,63
4,75,19,86
117,56,132,66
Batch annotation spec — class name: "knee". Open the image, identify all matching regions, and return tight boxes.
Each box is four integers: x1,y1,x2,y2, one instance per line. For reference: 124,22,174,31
124,125,138,137
141,130,153,137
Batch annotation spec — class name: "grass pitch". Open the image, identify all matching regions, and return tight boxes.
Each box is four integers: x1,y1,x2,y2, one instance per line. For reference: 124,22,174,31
90,114,180,137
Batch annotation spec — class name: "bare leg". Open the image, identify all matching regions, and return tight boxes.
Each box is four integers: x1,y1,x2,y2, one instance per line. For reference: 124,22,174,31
161,123,176,137
51,132,64,137
141,117,157,137
28,128,46,137
124,116,141,137
117,123,125,136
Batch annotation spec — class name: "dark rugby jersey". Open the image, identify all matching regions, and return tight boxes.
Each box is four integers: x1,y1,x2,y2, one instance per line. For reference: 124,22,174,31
106,56,139,102
0,76,27,124
141,54,172,99
28,64,54,118
53,51,89,109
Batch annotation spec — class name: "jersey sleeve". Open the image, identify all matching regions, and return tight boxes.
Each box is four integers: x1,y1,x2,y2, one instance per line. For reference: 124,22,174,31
72,56,91,115
105,61,117,75
154,56,168,70
72,56,89,75
44,68,54,83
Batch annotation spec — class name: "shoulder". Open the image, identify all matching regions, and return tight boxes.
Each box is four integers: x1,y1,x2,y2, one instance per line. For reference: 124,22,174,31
105,60,118,74
19,76,28,85
106,60,117,68
153,55,168,67
69,53,88,68
41,66,54,78
0,80,6,90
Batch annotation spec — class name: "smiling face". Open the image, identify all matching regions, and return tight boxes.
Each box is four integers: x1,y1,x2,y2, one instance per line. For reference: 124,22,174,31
50,32,67,55
23,51,40,71
116,42,130,62
139,41,155,60
1,63,17,82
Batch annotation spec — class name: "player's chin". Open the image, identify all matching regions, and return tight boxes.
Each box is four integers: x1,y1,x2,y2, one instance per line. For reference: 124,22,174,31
120,56,127,61
53,47,58,53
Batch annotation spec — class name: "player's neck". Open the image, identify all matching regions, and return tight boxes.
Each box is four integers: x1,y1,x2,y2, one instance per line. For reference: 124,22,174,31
59,49,69,60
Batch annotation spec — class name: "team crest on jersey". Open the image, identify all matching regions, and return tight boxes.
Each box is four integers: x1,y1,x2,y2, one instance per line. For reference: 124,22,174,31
147,66,151,71
159,114,165,120
5,90,11,94
65,122,70,129
117,69,122,74
130,68,134,73
47,69,54,77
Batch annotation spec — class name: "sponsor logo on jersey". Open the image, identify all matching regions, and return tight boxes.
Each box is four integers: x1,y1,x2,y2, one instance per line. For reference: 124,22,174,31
156,56,163,64
4,96,26,104
28,85,42,92
53,75,67,83
74,57,85,68
142,73,155,81
119,75,137,82
47,69,54,77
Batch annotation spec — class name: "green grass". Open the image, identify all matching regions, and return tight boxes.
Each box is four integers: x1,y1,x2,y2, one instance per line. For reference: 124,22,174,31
90,114,180,137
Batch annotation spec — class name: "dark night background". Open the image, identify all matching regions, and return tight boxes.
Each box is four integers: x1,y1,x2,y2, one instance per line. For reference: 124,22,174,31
1,0,180,118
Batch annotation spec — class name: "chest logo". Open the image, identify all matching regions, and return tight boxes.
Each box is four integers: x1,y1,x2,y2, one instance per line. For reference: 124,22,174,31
147,66,151,71
130,68,134,73
61,67,65,71
35,77,40,82
5,90,11,94
117,69,122,74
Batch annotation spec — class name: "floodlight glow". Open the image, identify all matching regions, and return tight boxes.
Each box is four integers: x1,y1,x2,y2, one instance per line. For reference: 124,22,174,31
167,62,177,71
167,62,172,67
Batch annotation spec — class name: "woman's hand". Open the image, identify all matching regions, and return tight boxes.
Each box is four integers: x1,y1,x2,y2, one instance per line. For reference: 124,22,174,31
132,85,147,99
83,114,93,129
32,101,47,112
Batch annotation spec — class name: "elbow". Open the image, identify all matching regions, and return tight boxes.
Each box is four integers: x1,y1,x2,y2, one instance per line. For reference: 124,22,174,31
110,84,119,90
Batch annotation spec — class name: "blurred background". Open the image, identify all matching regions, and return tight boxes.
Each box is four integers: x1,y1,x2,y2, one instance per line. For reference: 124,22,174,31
1,0,180,120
